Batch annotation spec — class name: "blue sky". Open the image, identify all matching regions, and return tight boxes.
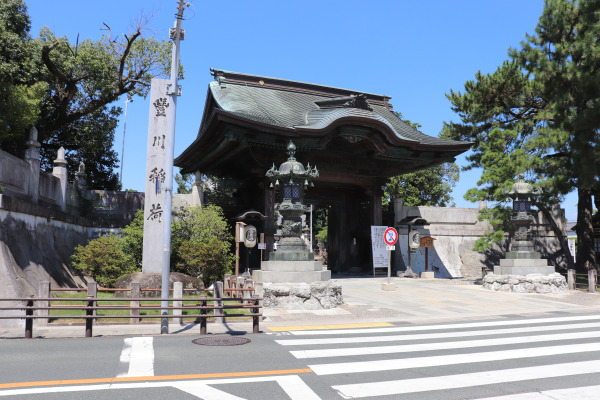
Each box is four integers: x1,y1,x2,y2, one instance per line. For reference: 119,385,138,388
25,0,577,220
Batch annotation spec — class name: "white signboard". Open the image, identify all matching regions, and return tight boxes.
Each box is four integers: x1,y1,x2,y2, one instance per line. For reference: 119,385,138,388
371,226,389,272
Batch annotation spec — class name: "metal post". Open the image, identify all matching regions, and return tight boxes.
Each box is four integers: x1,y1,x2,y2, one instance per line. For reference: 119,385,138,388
253,296,259,334
387,249,391,285
86,281,97,338
25,299,33,339
119,98,133,185
214,281,224,324
161,0,186,334
200,296,207,334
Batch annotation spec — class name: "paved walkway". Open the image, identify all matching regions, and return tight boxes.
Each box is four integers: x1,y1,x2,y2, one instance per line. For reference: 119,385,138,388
2,276,599,338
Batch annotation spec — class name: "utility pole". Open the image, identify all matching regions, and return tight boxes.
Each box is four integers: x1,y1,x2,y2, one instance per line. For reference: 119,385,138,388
119,98,133,186
161,0,186,334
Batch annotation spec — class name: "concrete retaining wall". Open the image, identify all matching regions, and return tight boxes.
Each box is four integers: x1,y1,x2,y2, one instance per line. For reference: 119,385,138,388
393,199,567,278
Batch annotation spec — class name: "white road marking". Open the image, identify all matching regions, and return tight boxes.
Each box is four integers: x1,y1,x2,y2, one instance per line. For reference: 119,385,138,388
476,384,600,399
278,320,600,347
310,342,600,375
173,382,247,400
0,375,320,400
289,314,600,335
117,337,154,377
290,329,600,358
332,360,600,398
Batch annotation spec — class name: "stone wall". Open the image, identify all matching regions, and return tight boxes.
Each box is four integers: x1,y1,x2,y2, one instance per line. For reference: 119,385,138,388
0,195,89,296
393,199,567,278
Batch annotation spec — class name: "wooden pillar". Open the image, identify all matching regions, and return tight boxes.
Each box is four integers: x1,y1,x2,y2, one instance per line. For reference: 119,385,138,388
338,194,349,271
263,186,275,261
371,188,383,226
327,201,338,272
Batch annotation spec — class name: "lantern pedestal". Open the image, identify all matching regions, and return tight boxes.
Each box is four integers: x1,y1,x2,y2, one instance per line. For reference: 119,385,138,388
252,261,330,283
494,260,555,276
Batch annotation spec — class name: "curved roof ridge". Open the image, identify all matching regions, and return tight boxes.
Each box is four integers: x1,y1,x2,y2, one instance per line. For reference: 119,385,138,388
210,68,392,106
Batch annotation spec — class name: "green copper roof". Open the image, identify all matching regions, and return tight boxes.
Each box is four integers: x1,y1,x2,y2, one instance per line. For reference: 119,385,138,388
206,69,467,148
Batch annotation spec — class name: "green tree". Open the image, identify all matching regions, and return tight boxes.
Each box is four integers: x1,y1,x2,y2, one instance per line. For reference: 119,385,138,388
171,205,235,284
178,237,235,288
119,209,144,268
175,172,194,194
444,0,599,270
384,112,460,207
71,235,136,287
385,163,459,207
0,0,179,189
0,0,45,152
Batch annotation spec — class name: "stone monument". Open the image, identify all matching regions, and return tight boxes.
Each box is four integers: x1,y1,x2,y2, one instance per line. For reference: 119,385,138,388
494,174,556,276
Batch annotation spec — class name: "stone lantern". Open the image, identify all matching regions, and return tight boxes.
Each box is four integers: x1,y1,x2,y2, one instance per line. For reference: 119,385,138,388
505,174,541,257
494,174,555,275
265,141,319,258
253,141,330,283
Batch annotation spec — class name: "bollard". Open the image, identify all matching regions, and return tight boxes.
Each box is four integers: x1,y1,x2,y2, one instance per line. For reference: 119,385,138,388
25,299,33,339
236,276,245,299
38,281,50,327
589,269,597,293
214,281,224,324
130,282,140,324
567,269,575,291
173,282,183,324
243,279,252,305
253,282,264,308
200,296,207,335
252,296,259,333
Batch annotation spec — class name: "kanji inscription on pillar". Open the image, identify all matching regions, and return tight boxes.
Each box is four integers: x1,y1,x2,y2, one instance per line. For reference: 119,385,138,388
142,79,170,273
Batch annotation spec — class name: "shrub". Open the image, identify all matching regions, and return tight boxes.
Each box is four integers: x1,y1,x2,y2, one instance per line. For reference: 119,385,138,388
71,235,137,287
119,209,144,268
177,237,235,287
172,205,235,285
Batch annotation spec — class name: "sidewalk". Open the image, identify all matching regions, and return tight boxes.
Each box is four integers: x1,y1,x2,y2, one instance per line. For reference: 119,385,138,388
2,276,599,339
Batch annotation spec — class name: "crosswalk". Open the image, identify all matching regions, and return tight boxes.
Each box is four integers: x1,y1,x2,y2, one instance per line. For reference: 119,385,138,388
274,314,600,399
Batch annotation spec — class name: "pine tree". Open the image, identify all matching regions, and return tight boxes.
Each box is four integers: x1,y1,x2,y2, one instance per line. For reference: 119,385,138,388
445,0,600,270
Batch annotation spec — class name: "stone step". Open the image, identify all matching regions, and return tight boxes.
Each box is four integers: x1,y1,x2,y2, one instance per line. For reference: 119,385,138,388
260,261,324,272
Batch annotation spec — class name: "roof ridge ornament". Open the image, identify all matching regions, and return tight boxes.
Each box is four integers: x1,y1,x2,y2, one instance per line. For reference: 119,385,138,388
314,94,373,111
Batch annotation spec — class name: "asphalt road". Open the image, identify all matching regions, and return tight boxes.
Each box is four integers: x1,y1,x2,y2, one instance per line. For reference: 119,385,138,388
2,312,600,399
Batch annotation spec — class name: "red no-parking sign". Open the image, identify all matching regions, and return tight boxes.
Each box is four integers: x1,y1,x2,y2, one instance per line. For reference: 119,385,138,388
384,227,398,246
